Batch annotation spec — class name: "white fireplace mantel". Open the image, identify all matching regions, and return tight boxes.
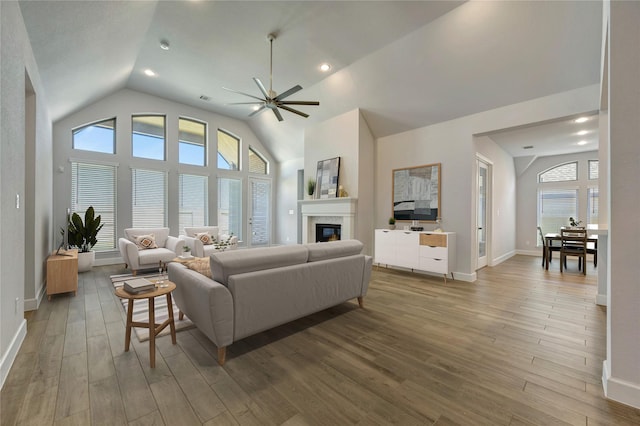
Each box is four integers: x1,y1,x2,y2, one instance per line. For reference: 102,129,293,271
299,198,357,244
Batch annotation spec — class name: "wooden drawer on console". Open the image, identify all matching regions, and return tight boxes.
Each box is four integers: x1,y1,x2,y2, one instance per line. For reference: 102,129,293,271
420,233,447,248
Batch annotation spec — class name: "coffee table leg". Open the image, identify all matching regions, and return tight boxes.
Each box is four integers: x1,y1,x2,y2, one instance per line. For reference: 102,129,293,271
149,296,155,368
167,293,177,345
125,299,134,352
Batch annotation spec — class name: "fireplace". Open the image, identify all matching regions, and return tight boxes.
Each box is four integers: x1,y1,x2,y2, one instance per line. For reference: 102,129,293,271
316,223,341,242
299,198,357,244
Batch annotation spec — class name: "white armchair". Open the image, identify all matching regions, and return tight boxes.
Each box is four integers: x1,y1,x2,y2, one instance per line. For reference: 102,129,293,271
183,226,239,258
118,228,184,275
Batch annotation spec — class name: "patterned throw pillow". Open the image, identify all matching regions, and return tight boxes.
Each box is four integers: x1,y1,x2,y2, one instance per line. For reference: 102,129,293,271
133,234,157,250
196,232,213,245
184,257,212,279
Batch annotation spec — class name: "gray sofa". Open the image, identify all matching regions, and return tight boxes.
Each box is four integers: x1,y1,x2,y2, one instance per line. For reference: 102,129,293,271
167,240,372,365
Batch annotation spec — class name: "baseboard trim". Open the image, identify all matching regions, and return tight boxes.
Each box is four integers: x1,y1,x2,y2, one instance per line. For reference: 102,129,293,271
515,249,541,257
24,282,46,311
0,318,27,390
490,250,516,266
596,293,607,306
603,360,640,409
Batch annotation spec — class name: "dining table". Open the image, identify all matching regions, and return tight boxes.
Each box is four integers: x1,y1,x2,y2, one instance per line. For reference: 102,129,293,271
544,228,598,270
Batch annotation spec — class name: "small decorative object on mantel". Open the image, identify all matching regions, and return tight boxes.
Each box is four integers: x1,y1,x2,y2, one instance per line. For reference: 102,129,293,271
307,179,316,199
388,217,396,230
569,217,583,228
338,185,348,198
410,220,424,231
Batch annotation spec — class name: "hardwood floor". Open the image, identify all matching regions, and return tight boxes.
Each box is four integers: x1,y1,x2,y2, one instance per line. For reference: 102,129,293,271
2,255,640,425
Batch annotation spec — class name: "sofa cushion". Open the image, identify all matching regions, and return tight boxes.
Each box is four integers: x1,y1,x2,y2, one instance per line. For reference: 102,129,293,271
196,232,214,245
183,257,212,279
134,233,158,250
210,245,309,286
305,240,363,262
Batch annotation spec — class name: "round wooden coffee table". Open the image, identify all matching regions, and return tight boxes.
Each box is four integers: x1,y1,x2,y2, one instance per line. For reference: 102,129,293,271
115,281,177,368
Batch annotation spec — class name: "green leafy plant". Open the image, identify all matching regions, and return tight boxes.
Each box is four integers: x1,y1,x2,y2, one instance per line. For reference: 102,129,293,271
569,217,583,227
307,179,316,196
183,246,191,252
214,234,235,252
388,217,396,225
67,206,103,253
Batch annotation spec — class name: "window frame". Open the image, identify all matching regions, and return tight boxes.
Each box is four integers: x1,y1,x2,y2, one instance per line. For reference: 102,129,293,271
72,117,116,154
248,146,269,175
538,161,578,183
131,114,167,161
217,128,240,171
178,117,207,167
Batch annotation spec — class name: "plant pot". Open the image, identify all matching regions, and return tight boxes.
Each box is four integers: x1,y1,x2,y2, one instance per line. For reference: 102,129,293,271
388,224,396,230
77,250,95,272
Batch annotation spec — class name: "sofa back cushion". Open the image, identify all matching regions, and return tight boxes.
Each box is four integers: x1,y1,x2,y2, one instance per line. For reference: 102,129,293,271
210,245,308,286
305,240,363,262
185,226,219,238
125,228,169,248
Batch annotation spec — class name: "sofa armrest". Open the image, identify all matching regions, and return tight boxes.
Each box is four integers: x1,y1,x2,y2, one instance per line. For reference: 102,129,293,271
183,235,205,257
165,235,185,255
118,238,140,269
220,234,239,250
167,262,234,348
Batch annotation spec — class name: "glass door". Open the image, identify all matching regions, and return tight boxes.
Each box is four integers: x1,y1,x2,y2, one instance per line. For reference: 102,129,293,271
477,159,489,269
248,177,271,247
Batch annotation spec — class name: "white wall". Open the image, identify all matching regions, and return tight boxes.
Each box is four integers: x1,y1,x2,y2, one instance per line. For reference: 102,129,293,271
52,89,275,259
515,151,599,253
275,157,303,245
376,85,600,280
603,0,640,409
1,1,53,388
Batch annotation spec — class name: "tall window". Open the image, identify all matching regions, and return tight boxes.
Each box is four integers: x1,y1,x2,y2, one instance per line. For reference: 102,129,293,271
589,160,599,180
588,187,599,224
132,115,165,160
71,162,117,251
538,188,578,234
218,177,242,240
179,118,206,166
72,118,115,154
179,174,208,233
248,147,268,174
132,168,167,227
217,129,239,170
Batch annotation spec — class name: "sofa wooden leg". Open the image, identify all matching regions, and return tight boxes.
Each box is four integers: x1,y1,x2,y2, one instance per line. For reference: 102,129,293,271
217,347,226,366
357,296,364,308
179,311,184,321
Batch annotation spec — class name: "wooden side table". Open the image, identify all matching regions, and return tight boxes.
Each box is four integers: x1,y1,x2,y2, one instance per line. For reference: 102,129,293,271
46,249,78,300
114,281,177,368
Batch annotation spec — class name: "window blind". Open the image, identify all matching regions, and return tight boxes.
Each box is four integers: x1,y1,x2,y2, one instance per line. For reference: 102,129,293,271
217,177,241,239
132,168,167,228
179,174,208,234
538,188,577,233
71,161,117,251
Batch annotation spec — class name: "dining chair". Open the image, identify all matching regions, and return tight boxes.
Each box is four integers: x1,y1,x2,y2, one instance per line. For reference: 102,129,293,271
537,226,559,268
560,228,587,275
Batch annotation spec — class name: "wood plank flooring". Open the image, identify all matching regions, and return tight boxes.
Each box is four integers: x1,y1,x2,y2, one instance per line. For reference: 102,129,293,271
2,255,640,425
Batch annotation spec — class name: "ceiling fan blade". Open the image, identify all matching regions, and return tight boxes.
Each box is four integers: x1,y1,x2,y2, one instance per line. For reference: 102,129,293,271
272,108,284,122
253,78,270,99
226,102,264,105
278,104,309,118
274,85,302,101
249,105,268,117
279,100,320,106
222,87,265,102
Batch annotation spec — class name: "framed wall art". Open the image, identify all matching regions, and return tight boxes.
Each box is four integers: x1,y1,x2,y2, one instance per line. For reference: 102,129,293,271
392,162,441,222
315,157,341,199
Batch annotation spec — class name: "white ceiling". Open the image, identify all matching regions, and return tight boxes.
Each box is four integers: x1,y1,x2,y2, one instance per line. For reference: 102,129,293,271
18,0,603,162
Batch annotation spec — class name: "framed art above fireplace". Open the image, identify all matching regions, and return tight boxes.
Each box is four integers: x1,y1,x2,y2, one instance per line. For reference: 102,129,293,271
315,157,340,199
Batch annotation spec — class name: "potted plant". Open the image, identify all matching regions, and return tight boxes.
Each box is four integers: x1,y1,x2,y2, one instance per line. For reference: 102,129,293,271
182,245,192,258
388,217,396,230
307,179,316,199
67,206,103,272
569,217,583,228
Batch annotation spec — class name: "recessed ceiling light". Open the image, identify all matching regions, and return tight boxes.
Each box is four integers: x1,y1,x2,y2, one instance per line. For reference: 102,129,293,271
144,69,157,77
577,140,588,146
199,95,210,101
320,63,332,72
577,130,589,136
160,40,170,51
574,117,589,123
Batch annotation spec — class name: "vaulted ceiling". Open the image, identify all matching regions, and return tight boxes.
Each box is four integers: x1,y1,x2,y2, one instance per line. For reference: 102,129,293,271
19,1,602,162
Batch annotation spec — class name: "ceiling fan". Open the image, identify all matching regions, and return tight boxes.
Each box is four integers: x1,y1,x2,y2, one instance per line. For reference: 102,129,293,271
223,33,319,122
